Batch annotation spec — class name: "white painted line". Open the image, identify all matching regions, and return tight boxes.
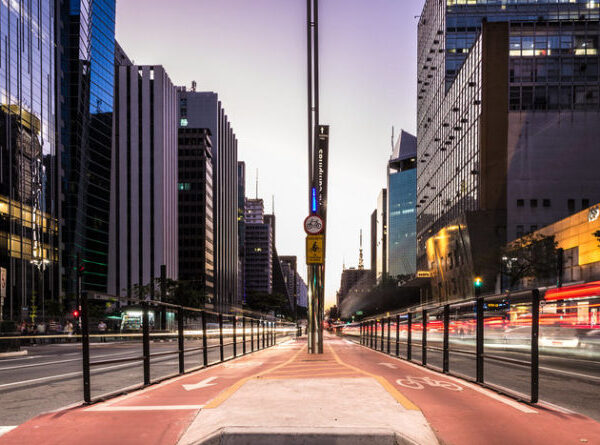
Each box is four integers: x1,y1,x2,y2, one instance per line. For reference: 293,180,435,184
0,426,17,437
0,355,40,363
87,405,205,412
378,362,398,369
537,400,576,414
357,342,538,414
539,365,600,383
0,352,143,371
0,361,140,389
0,350,28,358
223,361,263,368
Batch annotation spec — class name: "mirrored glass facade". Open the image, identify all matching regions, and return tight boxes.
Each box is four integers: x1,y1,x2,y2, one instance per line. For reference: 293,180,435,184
61,0,116,298
0,0,58,321
388,168,417,279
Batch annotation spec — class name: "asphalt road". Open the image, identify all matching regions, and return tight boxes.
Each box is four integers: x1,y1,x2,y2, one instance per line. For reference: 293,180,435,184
0,332,294,426
346,333,600,422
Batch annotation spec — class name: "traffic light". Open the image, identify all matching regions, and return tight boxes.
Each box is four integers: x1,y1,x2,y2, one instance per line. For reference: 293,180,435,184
77,264,85,276
72,309,80,318
474,276,483,297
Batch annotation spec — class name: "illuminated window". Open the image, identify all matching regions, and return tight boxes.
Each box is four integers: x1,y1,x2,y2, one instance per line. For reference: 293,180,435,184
180,118,188,127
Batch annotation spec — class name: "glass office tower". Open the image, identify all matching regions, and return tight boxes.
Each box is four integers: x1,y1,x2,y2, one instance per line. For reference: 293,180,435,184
0,0,59,321
60,0,116,299
387,131,417,279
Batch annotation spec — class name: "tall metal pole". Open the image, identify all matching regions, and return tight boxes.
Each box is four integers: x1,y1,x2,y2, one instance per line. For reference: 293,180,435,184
307,0,323,354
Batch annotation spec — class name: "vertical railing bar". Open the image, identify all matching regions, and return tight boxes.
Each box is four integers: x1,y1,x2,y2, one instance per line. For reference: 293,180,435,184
218,313,224,362
142,302,150,385
407,312,412,361
233,315,237,358
242,316,247,354
201,310,208,367
178,307,184,374
476,297,484,383
422,309,427,366
443,305,449,373
81,291,91,403
531,289,540,403
395,314,400,356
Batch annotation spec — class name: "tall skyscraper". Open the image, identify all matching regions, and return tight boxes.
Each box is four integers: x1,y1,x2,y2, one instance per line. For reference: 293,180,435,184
244,199,273,295
417,1,600,301
60,0,117,298
178,89,239,310
109,65,178,298
177,128,214,302
376,189,387,281
0,0,59,320
237,161,246,303
387,131,417,279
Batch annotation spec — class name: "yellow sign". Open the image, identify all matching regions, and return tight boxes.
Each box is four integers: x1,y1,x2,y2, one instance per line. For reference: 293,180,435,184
416,270,431,278
306,235,325,264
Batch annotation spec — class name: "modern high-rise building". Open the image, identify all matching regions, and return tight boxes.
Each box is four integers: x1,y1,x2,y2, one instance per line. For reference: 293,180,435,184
376,189,387,281
178,89,239,310
370,209,377,279
245,198,264,224
417,1,600,301
243,198,273,295
109,65,178,298
296,274,308,309
280,256,297,306
387,131,417,279
0,0,59,320
60,0,117,298
177,128,214,302
237,161,246,303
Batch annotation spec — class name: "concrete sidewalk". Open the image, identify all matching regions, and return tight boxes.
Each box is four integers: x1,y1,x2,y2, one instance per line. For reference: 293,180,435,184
2,336,600,445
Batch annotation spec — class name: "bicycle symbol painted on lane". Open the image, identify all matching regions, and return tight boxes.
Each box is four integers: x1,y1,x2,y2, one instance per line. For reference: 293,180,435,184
396,376,463,391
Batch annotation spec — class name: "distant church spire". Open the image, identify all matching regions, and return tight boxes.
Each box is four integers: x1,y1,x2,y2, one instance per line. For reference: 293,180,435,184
358,229,364,270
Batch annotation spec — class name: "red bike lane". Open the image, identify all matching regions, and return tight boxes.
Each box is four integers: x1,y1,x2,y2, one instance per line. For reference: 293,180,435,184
0,340,303,445
331,338,600,445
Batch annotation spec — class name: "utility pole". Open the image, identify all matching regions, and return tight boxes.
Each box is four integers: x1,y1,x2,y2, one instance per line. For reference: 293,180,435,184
306,0,328,354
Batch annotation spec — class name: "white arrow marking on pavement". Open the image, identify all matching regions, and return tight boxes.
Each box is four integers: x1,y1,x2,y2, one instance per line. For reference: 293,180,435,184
182,376,218,391
378,363,398,369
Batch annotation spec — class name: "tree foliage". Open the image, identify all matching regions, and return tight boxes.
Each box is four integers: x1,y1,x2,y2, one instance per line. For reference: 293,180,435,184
126,279,207,309
245,291,291,317
501,234,559,288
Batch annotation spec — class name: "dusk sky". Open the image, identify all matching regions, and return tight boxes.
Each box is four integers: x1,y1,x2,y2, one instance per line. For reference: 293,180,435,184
116,0,424,307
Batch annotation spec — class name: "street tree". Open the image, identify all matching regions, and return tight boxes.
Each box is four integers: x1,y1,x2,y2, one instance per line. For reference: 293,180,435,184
501,234,559,289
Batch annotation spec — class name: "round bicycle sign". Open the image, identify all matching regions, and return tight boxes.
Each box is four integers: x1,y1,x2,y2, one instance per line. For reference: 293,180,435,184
304,215,324,235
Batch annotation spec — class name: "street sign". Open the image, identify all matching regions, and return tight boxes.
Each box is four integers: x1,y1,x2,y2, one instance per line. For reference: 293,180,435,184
304,215,324,235
306,235,325,264
313,125,329,221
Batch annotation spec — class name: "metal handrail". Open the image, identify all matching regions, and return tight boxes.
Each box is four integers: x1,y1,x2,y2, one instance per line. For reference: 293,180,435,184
351,289,540,404
75,299,298,405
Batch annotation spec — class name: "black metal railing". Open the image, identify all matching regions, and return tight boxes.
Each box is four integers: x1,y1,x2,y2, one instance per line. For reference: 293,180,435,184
344,289,540,404
79,299,297,403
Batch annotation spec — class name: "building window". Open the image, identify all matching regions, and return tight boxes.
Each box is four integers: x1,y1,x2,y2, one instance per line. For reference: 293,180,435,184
543,199,551,208
530,225,538,233
530,199,538,208
516,225,524,238
582,199,590,209
568,199,575,213
517,199,524,207
180,118,188,127
178,183,191,191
